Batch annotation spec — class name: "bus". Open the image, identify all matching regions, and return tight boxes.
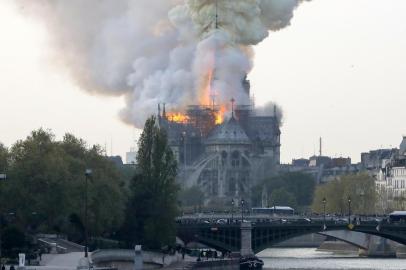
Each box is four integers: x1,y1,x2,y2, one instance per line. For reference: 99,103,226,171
252,206,295,216
389,211,406,223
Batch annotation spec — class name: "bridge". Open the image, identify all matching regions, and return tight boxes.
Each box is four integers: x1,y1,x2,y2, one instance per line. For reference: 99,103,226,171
176,217,406,255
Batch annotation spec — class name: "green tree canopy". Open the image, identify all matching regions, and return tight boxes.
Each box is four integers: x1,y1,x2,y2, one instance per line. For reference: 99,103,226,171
311,173,377,215
253,172,316,210
121,116,179,250
0,143,8,172
0,143,9,215
0,129,127,243
270,188,297,208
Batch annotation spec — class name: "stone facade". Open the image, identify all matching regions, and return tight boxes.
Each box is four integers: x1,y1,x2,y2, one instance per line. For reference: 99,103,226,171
372,137,406,212
159,102,280,206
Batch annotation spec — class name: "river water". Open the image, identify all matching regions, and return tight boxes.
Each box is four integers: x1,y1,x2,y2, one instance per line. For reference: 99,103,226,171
258,248,406,270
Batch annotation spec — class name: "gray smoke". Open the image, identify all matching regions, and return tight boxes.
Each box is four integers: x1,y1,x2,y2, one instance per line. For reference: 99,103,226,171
255,101,284,126
13,0,310,127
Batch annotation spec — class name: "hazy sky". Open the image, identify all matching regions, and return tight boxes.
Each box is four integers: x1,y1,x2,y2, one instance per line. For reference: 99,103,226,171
1,0,405,163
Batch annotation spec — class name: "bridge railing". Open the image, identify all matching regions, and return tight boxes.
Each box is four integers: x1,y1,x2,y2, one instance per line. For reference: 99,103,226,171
176,215,400,227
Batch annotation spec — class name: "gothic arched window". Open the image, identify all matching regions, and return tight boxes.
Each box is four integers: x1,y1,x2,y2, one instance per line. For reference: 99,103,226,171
231,150,240,168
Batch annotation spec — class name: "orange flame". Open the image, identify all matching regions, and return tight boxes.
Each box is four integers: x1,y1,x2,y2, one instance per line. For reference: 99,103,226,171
167,63,228,126
198,69,213,105
215,106,226,125
167,112,190,123
198,67,227,125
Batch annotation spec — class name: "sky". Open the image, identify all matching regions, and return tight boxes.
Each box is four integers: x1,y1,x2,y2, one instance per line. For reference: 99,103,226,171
0,0,405,164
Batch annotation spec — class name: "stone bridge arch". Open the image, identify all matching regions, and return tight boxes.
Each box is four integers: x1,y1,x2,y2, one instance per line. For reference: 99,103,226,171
251,224,349,253
176,221,406,255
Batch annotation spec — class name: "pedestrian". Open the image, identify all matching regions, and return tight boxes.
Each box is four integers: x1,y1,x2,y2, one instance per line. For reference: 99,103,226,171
181,248,185,260
1,264,6,270
10,266,15,270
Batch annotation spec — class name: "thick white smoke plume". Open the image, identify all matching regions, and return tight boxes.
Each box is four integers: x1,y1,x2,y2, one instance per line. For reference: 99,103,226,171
14,0,310,127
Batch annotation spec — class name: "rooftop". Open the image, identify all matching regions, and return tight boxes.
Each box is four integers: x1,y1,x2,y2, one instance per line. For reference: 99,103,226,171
205,116,251,145
400,136,406,155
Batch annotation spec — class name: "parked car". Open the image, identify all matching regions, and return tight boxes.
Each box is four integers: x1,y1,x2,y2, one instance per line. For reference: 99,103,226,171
216,219,227,224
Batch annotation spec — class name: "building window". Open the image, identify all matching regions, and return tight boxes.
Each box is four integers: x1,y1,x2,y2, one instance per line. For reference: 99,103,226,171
221,151,228,166
231,151,240,168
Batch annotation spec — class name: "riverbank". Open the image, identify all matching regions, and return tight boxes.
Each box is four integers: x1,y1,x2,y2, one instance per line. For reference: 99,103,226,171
162,257,240,270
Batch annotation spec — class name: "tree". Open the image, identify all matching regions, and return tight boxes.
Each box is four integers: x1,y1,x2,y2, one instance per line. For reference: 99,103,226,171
6,129,70,230
121,116,178,249
312,173,377,215
1,225,27,258
0,143,8,172
0,144,9,215
252,172,316,210
270,188,297,208
312,179,345,215
179,186,204,211
0,129,126,244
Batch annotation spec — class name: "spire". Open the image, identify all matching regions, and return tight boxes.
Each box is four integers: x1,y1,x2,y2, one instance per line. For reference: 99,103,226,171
319,137,322,156
210,92,216,110
215,0,219,29
230,98,235,118
162,103,167,119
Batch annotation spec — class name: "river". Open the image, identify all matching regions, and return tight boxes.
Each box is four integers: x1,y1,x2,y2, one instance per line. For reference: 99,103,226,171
258,248,406,270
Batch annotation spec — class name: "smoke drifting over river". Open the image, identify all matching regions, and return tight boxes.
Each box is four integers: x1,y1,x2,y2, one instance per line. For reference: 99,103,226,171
15,0,309,127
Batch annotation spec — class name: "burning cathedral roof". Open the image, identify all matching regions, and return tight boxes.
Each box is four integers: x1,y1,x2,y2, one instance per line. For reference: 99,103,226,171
205,116,251,146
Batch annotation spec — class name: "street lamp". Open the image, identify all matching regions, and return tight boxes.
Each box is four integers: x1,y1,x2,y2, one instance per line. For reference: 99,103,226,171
0,173,6,261
84,169,92,258
182,131,187,171
348,196,352,224
231,200,234,223
322,197,327,226
240,199,245,223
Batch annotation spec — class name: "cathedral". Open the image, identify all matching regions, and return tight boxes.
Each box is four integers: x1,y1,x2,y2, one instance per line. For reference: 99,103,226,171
158,80,281,206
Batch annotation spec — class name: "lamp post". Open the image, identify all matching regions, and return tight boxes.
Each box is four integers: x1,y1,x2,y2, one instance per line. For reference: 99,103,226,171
84,169,92,258
322,197,327,226
0,173,6,262
182,131,187,171
348,196,352,224
231,200,234,223
240,199,245,223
